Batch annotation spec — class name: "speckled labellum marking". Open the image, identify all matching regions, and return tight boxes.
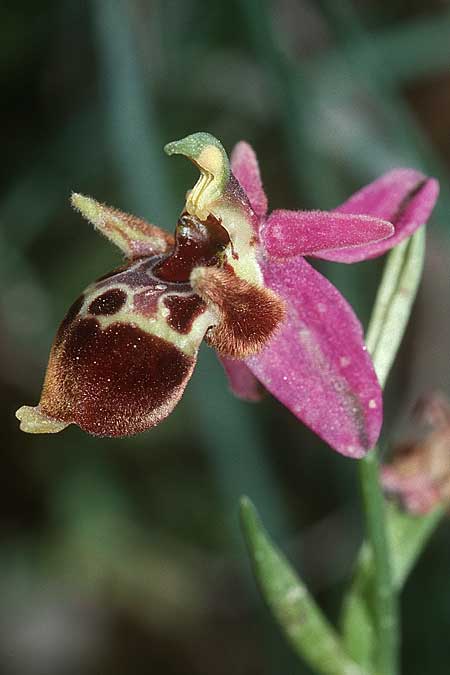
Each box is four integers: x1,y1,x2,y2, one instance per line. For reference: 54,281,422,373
164,294,206,334
39,319,195,436
89,288,127,315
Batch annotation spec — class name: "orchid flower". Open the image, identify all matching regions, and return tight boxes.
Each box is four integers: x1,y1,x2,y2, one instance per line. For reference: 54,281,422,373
382,392,450,514
16,133,438,456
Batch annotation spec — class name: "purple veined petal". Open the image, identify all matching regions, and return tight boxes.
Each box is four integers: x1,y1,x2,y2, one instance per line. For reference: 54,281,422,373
316,169,439,263
261,210,394,259
219,356,265,402
246,257,382,457
231,141,268,221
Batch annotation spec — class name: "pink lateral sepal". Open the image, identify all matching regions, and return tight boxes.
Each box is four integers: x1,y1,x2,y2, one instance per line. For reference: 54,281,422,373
231,141,268,221
220,357,265,402
262,210,394,258
246,256,382,457
317,169,439,263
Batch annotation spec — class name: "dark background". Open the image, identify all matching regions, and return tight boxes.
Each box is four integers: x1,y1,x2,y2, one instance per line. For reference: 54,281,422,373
1,1,450,673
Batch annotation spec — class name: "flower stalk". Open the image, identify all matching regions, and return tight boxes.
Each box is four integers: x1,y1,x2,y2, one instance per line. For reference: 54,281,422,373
355,227,427,675
240,228,431,675
357,452,398,675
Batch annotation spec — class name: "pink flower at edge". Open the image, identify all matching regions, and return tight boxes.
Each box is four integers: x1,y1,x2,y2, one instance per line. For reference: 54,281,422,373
381,392,450,515
225,141,439,457
15,133,439,458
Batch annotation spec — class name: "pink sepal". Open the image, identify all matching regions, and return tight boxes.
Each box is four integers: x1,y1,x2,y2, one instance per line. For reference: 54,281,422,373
231,141,268,220
246,256,382,457
220,357,264,402
317,169,439,263
262,210,393,258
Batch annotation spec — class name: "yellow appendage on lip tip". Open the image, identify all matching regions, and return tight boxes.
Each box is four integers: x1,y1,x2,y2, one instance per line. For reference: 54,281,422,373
16,405,68,434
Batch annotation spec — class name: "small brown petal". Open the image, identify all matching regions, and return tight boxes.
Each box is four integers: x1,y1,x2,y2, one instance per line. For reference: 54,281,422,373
191,266,285,358
71,193,174,259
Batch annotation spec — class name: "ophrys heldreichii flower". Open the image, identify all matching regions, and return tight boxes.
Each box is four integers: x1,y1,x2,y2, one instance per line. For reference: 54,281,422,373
16,132,438,456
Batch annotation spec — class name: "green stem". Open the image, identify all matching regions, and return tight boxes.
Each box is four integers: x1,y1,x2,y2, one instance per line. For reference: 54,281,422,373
355,228,427,674
358,452,398,675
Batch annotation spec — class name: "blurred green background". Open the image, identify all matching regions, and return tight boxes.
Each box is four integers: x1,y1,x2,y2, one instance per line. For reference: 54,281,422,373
1,1,450,673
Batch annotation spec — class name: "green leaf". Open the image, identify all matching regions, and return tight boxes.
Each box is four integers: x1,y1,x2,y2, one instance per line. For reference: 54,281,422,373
365,227,426,387
240,497,369,675
387,502,444,588
342,502,443,662
340,564,375,672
